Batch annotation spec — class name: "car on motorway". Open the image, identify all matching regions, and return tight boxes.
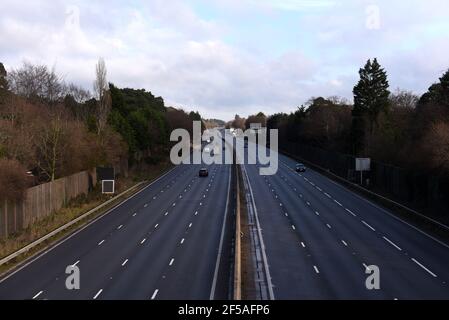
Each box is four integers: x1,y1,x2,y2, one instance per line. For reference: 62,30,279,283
199,168,209,177
295,163,306,172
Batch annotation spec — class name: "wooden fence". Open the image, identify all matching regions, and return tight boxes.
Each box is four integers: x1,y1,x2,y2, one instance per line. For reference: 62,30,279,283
0,170,97,239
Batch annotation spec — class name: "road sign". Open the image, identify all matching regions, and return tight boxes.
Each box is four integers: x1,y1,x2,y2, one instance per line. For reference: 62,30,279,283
355,158,371,185
356,158,371,172
250,123,262,130
102,180,115,194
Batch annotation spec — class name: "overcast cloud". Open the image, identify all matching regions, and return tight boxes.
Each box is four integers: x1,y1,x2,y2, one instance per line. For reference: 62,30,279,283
1,0,448,120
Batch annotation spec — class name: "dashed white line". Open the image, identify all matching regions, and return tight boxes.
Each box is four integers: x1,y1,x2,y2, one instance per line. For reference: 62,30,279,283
315,211,320,216
133,213,137,217
292,225,296,230
151,289,159,300
383,236,402,251
301,242,306,248
341,240,348,247
98,240,105,246
141,238,147,244
345,208,357,217
180,238,185,245
144,204,149,207
411,258,437,277
325,193,332,198
169,259,175,266
164,211,169,216
285,213,289,217
316,187,322,192
154,224,159,229
172,203,176,207
122,259,129,266
189,223,193,228
195,211,199,216
313,266,320,274
362,221,376,232
326,224,332,229
33,291,43,299
117,225,123,230
334,200,343,207
93,289,103,300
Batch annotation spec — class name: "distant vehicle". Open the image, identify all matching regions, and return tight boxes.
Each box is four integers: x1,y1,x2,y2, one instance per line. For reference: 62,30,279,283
295,163,306,172
199,168,209,177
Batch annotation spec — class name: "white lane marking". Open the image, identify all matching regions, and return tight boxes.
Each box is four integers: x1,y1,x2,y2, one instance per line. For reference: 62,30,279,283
173,203,176,207
72,260,80,267
33,291,43,299
317,187,322,192
98,240,105,246
180,238,185,245
200,203,203,206
285,213,289,217
133,213,137,217
117,225,123,230
326,224,332,229
314,266,320,274
93,289,103,300
306,202,311,206
334,200,343,207
195,211,199,216
383,236,402,251
362,221,376,232
310,182,316,187
144,204,148,208
411,258,437,277
164,211,169,216
169,258,175,266
292,225,296,230
345,208,357,217
151,289,159,300
341,240,348,247
154,224,159,229
301,242,306,248
141,238,146,244
325,193,332,198
315,211,320,216
189,223,193,228
122,259,129,266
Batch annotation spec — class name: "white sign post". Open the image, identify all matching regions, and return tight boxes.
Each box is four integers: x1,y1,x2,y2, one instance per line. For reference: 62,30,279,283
356,158,371,185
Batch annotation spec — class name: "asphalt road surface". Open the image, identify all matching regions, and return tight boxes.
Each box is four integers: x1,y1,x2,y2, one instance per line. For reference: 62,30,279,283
238,138,449,300
0,153,232,300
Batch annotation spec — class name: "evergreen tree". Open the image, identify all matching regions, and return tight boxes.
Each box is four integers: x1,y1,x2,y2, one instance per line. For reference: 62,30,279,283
352,58,390,155
0,63,8,103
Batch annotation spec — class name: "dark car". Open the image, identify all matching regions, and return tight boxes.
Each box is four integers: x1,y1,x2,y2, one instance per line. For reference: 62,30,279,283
199,168,209,177
295,163,306,172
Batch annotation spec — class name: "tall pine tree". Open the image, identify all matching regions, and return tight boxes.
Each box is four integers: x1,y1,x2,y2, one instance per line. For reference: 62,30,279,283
352,58,390,156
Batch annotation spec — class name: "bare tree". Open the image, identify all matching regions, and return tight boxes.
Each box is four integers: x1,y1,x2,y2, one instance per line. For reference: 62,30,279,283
66,83,91,103
93,58,111,135
8,62,65,104
390,89,419,109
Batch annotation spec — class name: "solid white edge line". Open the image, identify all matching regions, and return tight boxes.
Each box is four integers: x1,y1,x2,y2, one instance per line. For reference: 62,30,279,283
243,164,275,300
210,165,232,301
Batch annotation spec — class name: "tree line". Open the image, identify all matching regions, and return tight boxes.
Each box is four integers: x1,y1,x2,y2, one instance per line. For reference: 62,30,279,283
263,59,449,175
0,60,203,201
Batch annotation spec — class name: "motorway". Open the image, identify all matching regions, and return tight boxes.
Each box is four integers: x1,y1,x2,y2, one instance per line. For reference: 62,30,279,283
2,132,449,300
0,151,233,300
238,138,449,299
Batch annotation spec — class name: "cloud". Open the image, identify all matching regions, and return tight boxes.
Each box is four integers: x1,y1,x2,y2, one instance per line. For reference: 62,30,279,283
1,0,449,120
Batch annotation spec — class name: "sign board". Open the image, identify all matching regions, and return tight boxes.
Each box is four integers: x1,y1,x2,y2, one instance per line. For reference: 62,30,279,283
356,158,371,172
102,180,115,194
97,167,115,181
250,123,262,130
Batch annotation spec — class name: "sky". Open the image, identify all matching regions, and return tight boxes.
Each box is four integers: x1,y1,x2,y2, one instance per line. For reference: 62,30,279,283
1,0,449,120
